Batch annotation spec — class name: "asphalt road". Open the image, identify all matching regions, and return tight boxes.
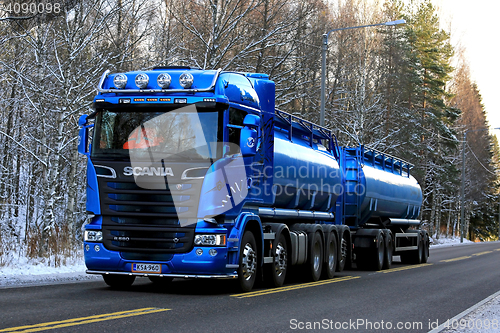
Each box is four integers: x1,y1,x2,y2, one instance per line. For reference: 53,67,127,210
1,242,500,333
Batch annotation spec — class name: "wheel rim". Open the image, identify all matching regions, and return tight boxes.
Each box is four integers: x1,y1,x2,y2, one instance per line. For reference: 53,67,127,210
328,241,335,271
274,242,287,277
313,240,321,272
242,242,257,280
340,237,348,263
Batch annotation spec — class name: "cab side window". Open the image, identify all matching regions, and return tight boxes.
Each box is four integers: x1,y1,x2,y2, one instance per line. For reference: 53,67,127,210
228,108,247,154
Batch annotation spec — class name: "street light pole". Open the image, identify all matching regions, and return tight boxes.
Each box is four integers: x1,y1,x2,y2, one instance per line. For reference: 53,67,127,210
319,19,405,127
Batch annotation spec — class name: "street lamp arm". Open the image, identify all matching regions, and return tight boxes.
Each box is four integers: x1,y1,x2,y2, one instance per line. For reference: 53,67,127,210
324,20,406,44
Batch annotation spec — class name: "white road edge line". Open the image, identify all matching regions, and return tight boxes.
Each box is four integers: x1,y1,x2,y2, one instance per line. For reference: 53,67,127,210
427,289,500,333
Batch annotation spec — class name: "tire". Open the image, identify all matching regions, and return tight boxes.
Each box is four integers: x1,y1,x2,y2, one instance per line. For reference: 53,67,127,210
373,232,385,271
148,276,174,285
102,274,136,289
323,231,337,279
307,231,323,281
421,235,429,263
383,234,393,270
336,231,349,272
401,239,422,265
266,233,288,287
238,231,258,292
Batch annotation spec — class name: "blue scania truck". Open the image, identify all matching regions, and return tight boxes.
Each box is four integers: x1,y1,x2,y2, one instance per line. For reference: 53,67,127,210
78,67,428,291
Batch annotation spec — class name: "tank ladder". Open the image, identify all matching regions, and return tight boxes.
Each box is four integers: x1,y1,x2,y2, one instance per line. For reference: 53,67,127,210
342,148,363,227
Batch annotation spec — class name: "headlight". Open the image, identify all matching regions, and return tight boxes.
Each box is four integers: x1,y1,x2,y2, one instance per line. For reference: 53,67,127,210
179,72,194,88
194,234,226,246
84,230,103,242
157,73,171,88
135,73,149,89
113,74,127,89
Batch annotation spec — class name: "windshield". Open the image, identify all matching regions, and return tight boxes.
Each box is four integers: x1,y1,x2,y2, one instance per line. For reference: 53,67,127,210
91,105,222,161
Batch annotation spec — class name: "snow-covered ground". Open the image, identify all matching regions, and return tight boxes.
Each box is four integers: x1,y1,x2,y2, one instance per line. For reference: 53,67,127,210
0,254,98,288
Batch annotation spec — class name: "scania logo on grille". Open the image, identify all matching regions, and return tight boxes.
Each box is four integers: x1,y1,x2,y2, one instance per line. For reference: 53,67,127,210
123,166,174,177
173,238,179,243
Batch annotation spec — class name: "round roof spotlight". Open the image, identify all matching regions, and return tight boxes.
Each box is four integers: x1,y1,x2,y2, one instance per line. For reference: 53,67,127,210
179,72,194,88
113,74,128,89
157,73,172,89
135,73,149,89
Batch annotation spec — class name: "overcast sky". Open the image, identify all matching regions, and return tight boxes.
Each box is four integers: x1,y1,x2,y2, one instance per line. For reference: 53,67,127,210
435,0,500,132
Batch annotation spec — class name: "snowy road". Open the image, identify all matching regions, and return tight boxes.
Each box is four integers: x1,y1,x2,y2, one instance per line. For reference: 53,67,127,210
1,242,500,333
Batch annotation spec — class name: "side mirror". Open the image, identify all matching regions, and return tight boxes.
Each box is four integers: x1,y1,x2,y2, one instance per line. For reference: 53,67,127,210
240,114,260,157
78,114,88,127
78,114,93,156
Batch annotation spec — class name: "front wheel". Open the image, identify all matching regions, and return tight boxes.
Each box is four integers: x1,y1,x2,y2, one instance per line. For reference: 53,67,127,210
238,231,258,292
102,274,135,289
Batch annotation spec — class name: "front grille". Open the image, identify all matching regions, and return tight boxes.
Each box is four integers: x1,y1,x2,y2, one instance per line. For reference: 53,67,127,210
94,161,206,254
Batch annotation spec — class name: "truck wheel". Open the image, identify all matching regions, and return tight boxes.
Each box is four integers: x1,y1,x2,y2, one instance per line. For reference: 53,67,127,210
149,276,174,285
307,231,323,281
373,232,385,271
336,232,349,272
102,274,135,289
323,231,337,279
421,236,429,263
401,240,422,265
383,234,393,270
268,233,288,287
238,231,258,292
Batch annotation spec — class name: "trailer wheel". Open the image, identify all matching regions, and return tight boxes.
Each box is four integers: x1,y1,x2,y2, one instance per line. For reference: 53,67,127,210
383,234,393,270
267,233,288,287
336,232,349,272
238,231,258,292
307,231,323,281
323,231,337,279
421,235,429,263
102,274,135,289
401,240,423,265
148,276,173,285
373,232,385,271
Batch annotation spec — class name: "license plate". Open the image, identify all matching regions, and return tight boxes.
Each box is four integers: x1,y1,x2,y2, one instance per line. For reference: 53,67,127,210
132,263,161,274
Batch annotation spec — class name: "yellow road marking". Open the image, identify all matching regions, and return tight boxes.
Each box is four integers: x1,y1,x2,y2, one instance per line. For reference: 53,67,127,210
0,308,170,333
495,249,500,252
231,276,360,299
473,251,493,256
440,256,471,263
379,263,433,274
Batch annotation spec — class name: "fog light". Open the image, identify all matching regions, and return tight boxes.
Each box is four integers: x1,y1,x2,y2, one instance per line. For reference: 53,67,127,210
85,244,90,251
209,249,217,257
196,248,203,256
135,73,149,89
113,74,127,89
179,72,194,88
94,245,100,252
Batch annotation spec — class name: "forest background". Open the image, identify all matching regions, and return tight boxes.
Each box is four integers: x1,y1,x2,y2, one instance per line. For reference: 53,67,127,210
0,0,497,266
